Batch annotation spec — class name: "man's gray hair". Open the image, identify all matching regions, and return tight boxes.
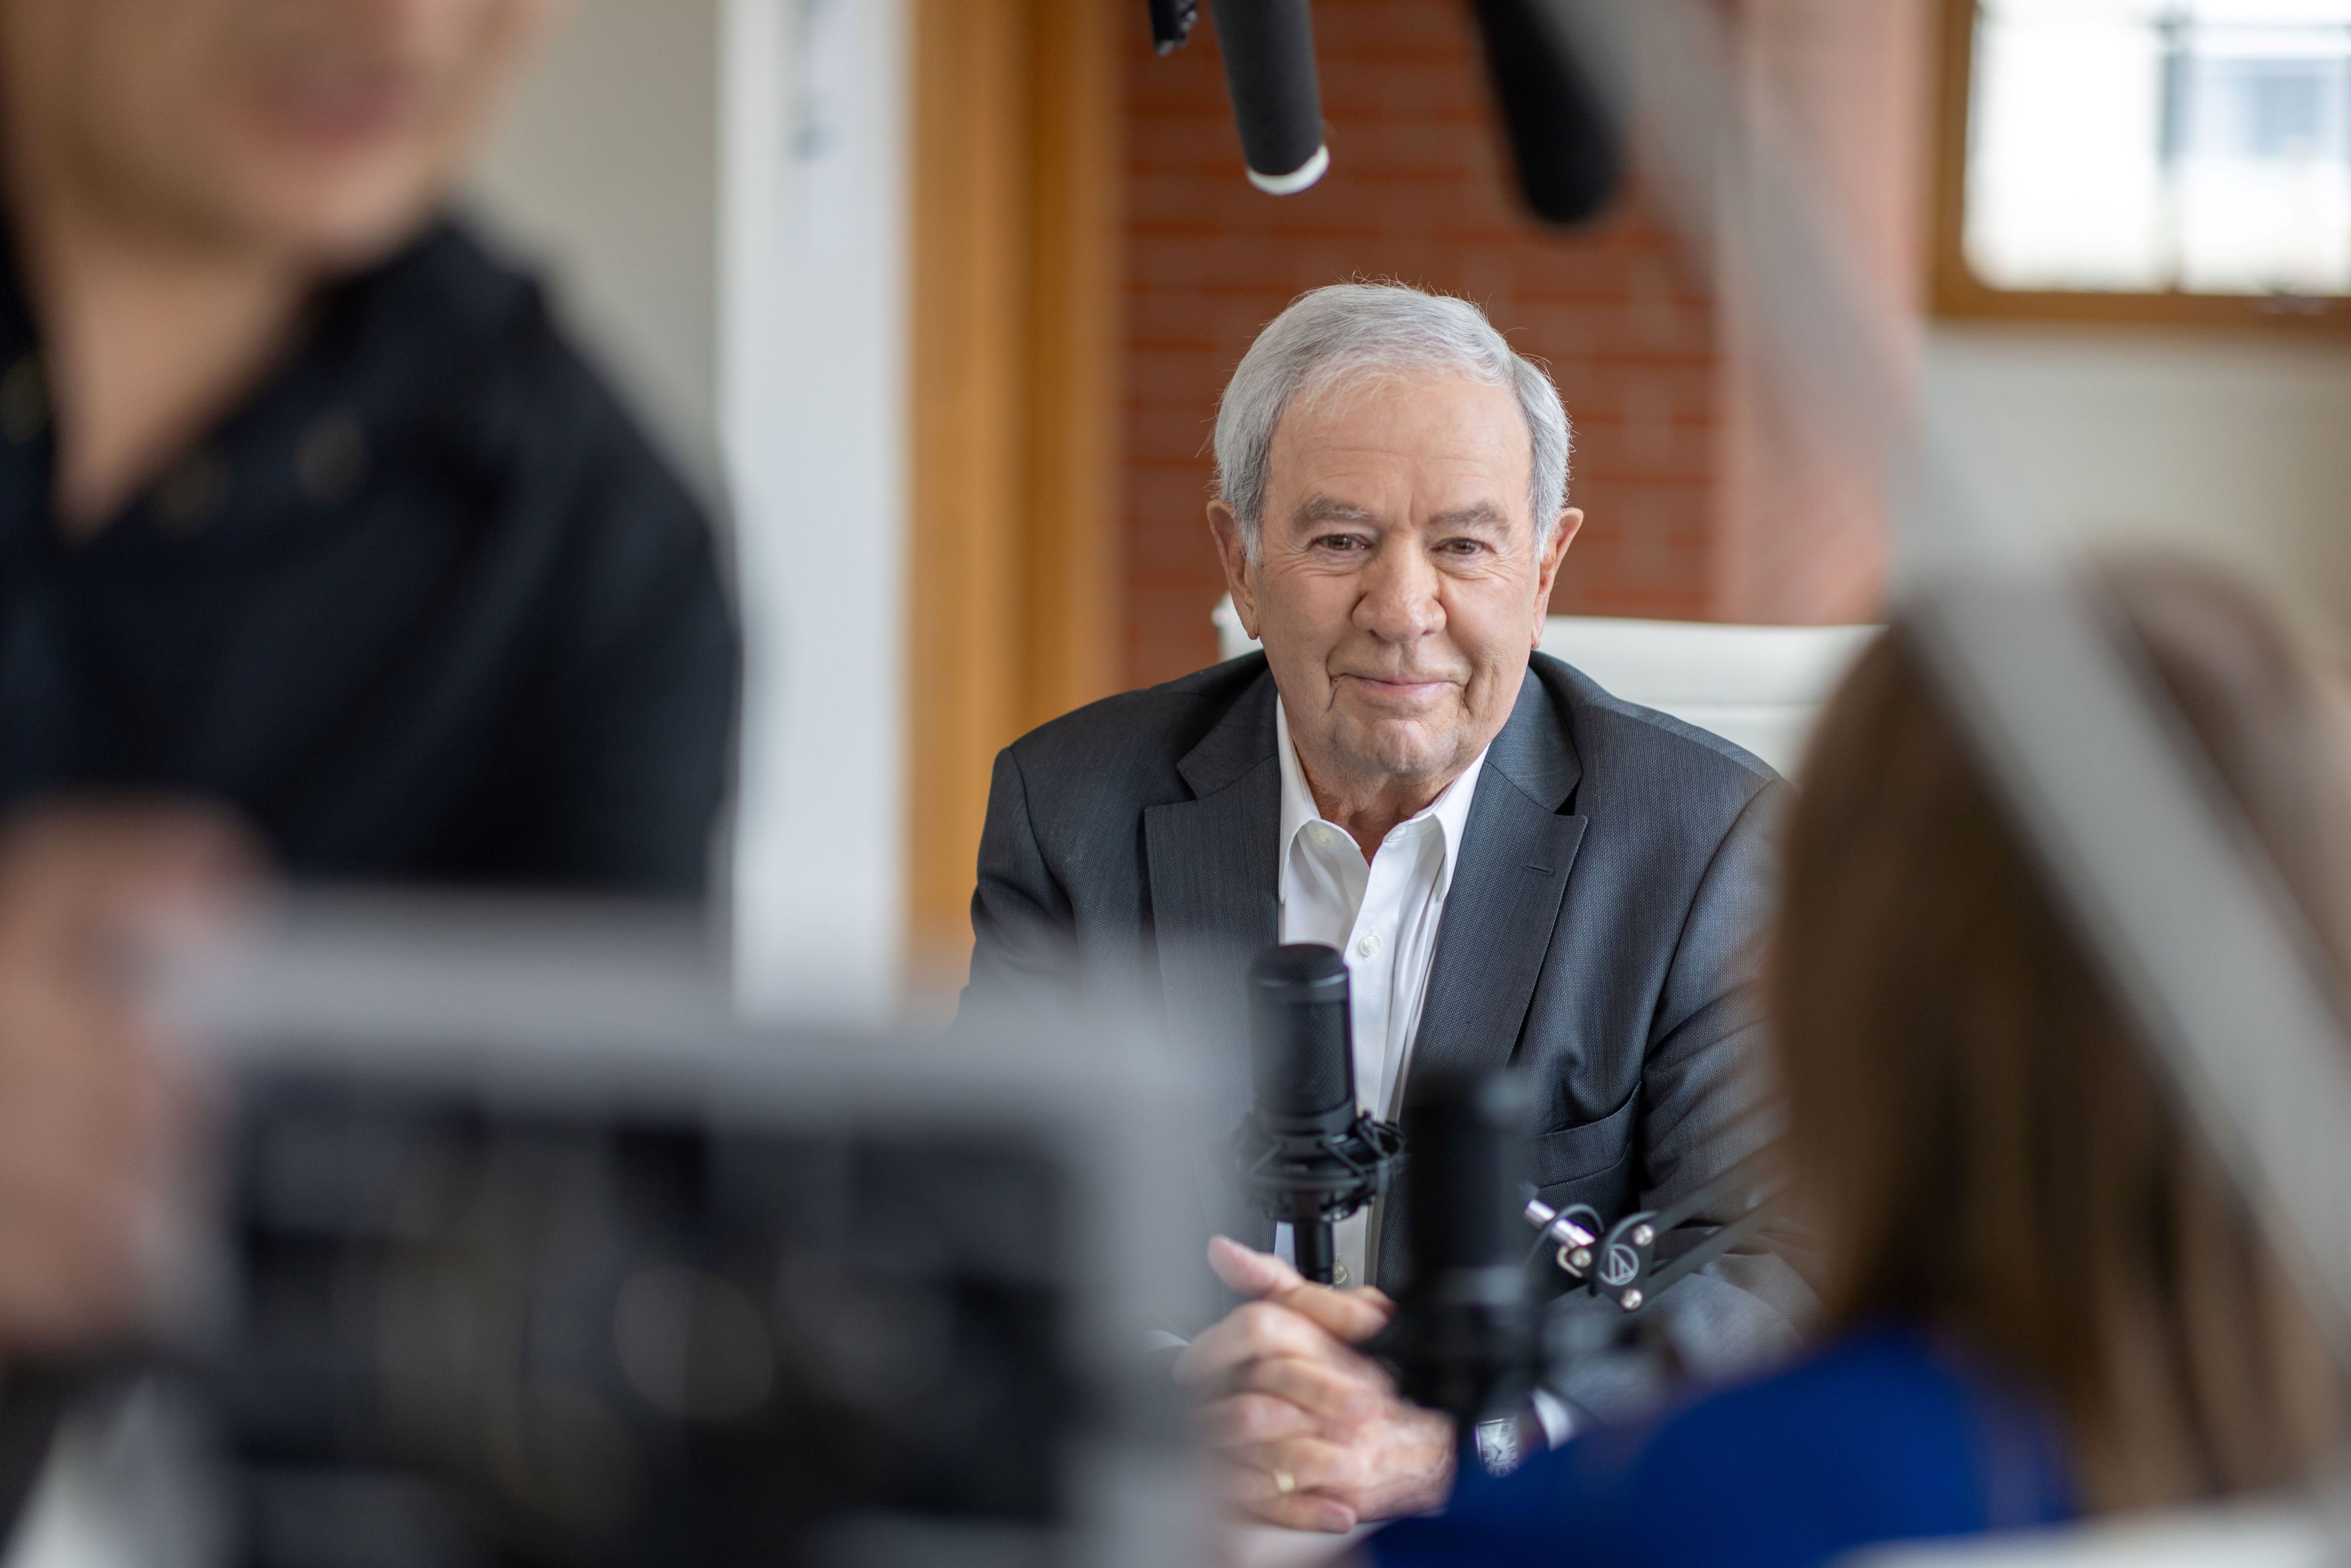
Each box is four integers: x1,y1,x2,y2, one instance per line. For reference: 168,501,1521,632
1213,282,1571,557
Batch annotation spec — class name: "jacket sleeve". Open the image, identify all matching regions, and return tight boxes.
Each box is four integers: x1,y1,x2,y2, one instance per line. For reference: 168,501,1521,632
960,744,1083,1016
439,391,740,902
1566,778,1819,1417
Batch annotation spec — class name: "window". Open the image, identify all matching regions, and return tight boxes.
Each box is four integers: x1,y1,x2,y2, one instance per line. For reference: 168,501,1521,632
1934,0,2351,326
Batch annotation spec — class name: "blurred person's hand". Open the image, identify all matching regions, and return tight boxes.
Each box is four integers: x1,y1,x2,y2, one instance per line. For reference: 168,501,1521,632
1177,1237,1455,1535
0,805,251,1359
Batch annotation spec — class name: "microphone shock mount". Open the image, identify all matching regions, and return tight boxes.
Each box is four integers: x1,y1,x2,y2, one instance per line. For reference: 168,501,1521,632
1230,1112,1404,1286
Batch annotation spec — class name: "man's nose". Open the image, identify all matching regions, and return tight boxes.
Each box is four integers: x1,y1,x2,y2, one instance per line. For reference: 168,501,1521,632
1354,542,1444,643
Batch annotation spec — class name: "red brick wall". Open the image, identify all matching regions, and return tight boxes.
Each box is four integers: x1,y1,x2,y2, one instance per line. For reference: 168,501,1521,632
1120,0,1726,688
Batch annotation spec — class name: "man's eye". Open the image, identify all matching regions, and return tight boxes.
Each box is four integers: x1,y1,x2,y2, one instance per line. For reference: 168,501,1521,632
1315,534,1367,552
1439,538,1486,556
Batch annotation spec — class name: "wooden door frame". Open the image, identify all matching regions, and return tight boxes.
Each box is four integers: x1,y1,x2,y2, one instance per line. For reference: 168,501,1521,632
907,0,1123,979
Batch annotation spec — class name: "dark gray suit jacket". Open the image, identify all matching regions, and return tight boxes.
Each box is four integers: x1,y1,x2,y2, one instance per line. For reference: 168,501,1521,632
964,651,1809,1388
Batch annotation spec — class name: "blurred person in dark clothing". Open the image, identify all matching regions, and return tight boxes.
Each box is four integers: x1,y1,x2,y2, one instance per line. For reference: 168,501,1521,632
0,0,734,1373
0,0,734,893
1369,564,2350,1567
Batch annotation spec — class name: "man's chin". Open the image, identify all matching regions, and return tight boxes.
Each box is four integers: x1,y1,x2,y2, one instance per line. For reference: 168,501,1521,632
1332,719,1465,784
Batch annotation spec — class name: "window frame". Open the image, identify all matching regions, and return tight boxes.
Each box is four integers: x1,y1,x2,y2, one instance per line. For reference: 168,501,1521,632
1931,0,2351,331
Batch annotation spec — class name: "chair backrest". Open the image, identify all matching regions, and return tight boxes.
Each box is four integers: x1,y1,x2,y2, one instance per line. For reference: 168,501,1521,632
1849,1503,2327,1568
1211,596,1877,778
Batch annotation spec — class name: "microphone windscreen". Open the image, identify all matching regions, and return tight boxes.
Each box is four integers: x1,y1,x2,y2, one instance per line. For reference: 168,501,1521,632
1469,0,1623,226
1207,0,1328,192
1248,944,1353,1128
1402,1071,1528,1272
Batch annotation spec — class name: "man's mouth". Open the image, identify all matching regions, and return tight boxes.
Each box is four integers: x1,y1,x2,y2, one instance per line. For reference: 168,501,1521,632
1337,674,1459,706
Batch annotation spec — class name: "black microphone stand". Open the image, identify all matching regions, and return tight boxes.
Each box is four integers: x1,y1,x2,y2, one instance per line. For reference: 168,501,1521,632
1529,1141,1784,1316
1367,1091,1788,1473
1231,1114,1404,1285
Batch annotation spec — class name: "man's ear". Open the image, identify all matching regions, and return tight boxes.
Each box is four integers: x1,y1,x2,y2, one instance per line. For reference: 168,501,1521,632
1531,508,1583,645
1208,500,1262,641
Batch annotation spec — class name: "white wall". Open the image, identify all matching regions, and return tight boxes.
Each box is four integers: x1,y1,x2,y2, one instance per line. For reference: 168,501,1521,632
467,0,724,495
1925,325,2351,633
721,0,910,1021
463,0,913,1020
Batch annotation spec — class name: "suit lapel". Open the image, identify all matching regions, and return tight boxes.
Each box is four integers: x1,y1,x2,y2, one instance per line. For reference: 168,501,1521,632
1409,669,1589,1081
1146,670,1284,1261
1143,662,1590,1272
1144,666,1282,1053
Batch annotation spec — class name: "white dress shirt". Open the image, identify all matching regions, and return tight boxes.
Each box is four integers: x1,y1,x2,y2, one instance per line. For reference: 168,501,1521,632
1274,696,1486,1288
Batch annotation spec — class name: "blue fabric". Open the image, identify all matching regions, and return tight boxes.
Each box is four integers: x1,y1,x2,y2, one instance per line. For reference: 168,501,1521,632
1371,1329,2075,1568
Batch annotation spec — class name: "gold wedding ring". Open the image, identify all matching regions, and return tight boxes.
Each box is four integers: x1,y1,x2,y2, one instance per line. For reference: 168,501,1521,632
1273,1469,1297,1496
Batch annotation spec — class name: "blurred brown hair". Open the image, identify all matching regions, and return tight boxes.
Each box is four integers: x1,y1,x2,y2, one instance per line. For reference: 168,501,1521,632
1773,561,2351,1511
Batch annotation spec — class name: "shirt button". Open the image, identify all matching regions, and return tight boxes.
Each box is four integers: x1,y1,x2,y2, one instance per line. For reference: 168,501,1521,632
1315,825,1341,847
1356,932,1382,958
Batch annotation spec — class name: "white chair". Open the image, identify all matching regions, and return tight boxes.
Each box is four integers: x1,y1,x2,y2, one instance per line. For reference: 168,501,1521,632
1851,1503,2330,1568
1212,596,1877,779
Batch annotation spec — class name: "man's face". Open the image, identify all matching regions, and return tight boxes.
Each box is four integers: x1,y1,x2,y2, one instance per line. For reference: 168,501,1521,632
1213,373,1580,795
1,0,564,267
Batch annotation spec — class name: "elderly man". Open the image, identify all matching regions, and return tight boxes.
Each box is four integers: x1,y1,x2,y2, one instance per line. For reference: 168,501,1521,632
966,282,1802,1532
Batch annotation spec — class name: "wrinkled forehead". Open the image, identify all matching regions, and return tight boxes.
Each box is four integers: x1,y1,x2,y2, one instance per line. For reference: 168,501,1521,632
1283,359,1521,431
1266,368,1535,515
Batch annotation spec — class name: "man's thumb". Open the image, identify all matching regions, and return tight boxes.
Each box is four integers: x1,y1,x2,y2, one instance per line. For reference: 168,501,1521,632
1206,1234,1301,1299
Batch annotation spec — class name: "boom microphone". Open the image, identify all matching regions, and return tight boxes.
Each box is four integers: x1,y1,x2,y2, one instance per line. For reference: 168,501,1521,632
1231,944,1401,1284
1206,0,1329,194
1467,0,1624,226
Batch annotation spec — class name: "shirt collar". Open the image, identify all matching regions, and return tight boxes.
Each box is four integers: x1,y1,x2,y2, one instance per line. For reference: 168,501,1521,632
1275,694,1488,904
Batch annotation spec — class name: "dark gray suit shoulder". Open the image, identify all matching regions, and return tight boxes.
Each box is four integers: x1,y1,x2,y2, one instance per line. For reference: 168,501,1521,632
1530,651,1782,822
1006,654,1267,782
1006,648,1781,825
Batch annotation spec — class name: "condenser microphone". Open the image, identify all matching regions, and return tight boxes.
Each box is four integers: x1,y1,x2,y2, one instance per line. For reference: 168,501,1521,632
1248,942,1352,1139
1231,944,1401,1285
1206,0,1329,194
1375,1070,1536,1429
1468,0,1623,226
